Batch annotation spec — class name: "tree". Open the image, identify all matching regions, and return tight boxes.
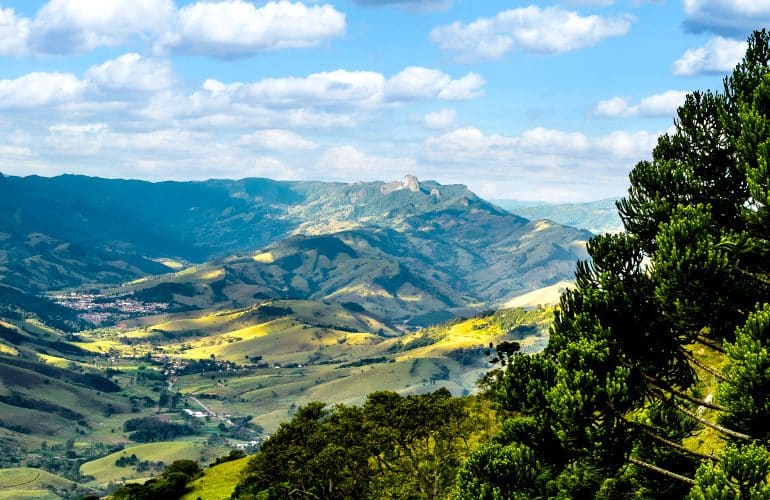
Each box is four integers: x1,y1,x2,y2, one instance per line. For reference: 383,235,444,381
233,390,482,499
467,29,770,497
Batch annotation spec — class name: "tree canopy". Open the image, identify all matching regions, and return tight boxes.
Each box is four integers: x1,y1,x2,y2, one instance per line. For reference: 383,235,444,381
455,29,770,499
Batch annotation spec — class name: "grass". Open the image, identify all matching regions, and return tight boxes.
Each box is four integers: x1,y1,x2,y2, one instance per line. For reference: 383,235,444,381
181,456,251,500
0,344,18,356
0,467,75,499
80,441,230,487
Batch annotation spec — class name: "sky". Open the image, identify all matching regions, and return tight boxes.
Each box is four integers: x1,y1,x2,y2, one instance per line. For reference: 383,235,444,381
0,0,766,202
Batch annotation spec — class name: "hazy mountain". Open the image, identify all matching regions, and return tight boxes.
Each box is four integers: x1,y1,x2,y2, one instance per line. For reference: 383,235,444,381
493,198,623,234
0,173,590,327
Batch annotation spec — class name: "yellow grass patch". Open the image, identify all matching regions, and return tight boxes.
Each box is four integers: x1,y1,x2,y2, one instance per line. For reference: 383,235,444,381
154,258,186,270
0,343,18,356
252,252,274,263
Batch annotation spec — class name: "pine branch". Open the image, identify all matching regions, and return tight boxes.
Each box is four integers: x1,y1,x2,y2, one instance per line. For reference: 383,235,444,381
628,457,695,485
682,350,728,382
671,401,752,441
641,373,725,411
736,266,770,286
694,335,727,354
631,422,717,462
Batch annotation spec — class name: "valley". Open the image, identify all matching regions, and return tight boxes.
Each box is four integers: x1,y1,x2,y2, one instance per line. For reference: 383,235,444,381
0,173,579,498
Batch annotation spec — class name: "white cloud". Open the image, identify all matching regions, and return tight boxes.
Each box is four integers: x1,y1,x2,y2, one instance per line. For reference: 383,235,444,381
672,36,746,76
0,0,343,57
0,6,30,55
384,67,484,101
0,72,85,108
30,0,175,54
430,6,632,62
86,53,175,93
423,109,457,129
438,73,486,100
420,126,662,200
683,0,770,36
156,0,345,57
318,145,418,180
200,67,484,111
238,129,318,151
593,90,688,117
424,126,659,164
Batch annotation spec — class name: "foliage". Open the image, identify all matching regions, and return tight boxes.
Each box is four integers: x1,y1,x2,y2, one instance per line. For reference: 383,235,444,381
123,417,195,443
688,444,770,499
110,459,201,500
464,29,770,498
232,389,484,499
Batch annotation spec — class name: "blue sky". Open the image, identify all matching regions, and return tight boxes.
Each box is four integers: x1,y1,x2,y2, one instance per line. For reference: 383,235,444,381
0,0,766,201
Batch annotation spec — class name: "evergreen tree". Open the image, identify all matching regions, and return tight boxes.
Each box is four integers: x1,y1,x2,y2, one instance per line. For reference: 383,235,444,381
459,29,770,498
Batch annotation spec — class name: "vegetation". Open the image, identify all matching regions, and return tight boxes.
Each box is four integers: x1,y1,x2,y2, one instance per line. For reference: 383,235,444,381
110,459,201,500
232,389,491,499
123,417,196,443
453,30,770,497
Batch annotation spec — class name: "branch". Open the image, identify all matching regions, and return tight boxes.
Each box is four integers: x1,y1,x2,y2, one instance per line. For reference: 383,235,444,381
671,401,752,441
628,457,695,485
736,266,770,287
631,421,717,462
695,335,727,354
682,350,728,382
641,373,725,411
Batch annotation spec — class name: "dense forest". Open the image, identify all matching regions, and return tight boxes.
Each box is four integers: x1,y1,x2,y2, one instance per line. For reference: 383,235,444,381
109,28,770,500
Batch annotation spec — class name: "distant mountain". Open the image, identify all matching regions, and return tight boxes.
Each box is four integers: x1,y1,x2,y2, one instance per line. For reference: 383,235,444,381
493,198,623,235
0,174,591,327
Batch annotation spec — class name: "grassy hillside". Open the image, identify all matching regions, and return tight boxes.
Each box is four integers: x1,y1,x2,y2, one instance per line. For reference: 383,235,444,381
0,467,75,499
80,441,230,487
181,456,251,500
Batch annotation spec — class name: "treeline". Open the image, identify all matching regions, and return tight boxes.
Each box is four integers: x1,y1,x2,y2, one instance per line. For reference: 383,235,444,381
231,389,491,499
123,417,195,443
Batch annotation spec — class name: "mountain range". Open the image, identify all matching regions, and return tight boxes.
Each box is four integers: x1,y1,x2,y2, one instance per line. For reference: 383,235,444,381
0,173,592,327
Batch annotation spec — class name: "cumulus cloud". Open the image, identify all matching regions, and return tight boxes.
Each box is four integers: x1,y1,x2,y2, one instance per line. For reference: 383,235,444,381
238,129,318,151
593,90,688,118
423,109,457,129
419,126,662,200
424,126,659,164
86,53,175,93
683,0,770,37
0,72,86,108
0,0,344,57
384,67,484,101
672,36,746,76
29,0,175,54
202,67,484,111
0,6,30,55
430,6,632,62
156,0,345,57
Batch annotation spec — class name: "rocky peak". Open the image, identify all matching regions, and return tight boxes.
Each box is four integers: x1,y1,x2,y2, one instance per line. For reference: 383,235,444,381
402,175,420,192
380,175,421,195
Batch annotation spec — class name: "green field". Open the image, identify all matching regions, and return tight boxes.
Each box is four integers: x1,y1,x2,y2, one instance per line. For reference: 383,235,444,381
181,456,251,500
80,441,230,487
0,467,75,499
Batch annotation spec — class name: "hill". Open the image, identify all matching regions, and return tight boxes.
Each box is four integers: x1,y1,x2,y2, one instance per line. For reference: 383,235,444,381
0,174,589,327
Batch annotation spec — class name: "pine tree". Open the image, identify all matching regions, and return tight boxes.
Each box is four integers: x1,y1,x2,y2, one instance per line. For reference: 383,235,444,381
459,30,770,498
